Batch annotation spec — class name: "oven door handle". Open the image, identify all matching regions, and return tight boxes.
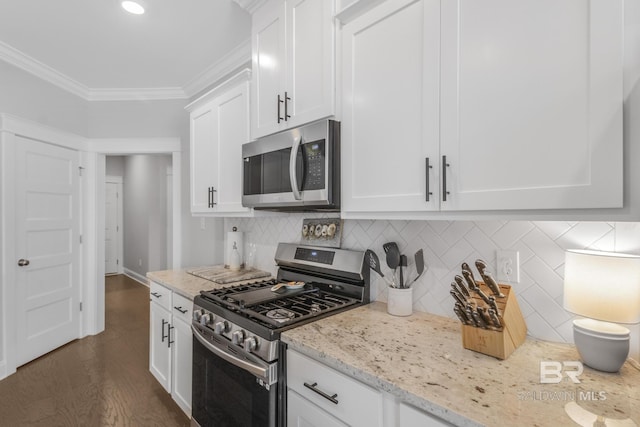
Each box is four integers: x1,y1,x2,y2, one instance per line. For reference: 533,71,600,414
191,325,276,385
289,135,303,200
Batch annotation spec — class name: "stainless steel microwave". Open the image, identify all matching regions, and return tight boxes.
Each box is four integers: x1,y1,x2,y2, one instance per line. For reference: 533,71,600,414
242,119,340,211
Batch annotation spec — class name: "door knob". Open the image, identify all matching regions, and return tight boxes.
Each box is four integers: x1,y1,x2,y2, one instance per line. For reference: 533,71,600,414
18,259,30,267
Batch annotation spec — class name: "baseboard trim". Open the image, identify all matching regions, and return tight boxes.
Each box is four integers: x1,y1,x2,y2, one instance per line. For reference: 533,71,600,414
123,268,149,287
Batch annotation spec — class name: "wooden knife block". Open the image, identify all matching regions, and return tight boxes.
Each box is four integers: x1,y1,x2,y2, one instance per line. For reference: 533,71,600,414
461,282,527,360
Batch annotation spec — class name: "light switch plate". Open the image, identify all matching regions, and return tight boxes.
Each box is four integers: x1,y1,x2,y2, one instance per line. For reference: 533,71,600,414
497,250,520,283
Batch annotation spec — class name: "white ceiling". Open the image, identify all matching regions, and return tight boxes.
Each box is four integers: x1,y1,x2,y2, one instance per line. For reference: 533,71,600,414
0,0,252,100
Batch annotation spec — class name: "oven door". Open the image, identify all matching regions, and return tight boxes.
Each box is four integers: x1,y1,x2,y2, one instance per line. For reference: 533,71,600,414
191,325,281,427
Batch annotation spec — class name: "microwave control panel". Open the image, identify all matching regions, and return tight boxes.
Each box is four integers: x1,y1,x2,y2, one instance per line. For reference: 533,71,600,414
302,140,325,190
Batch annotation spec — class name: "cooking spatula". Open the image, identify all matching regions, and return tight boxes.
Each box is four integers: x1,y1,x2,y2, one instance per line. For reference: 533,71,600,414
365,249,395,287
382,242,401,286
406,249,425,287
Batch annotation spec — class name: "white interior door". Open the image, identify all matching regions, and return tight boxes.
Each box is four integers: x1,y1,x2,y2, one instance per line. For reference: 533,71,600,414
105,180,122,275
15,137,81,366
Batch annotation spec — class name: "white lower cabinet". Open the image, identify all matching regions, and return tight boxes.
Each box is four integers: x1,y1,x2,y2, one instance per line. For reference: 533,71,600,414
287,350,383,427
287,349,451,427
398,402,452,427
149,282,193,416
288,390,348,427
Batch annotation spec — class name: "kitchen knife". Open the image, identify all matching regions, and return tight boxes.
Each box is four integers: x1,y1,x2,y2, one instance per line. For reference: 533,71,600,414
487,296,501,318
454,304,472,325
465,306,480,327
471,308,488,329
473,285,492,305
450,287,467,307
475,259,505,298
488,308,503,329
477,306,492,327
454,275,471,298
461,264,478,291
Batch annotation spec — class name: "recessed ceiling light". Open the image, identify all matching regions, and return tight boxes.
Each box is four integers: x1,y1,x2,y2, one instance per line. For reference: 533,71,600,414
122,1,145,15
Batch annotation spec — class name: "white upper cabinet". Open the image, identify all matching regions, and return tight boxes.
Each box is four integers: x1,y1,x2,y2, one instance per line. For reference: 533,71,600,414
187,70,252,216
341,0,624,216
440,0,623,211
341,0,440,213
251,0,335,139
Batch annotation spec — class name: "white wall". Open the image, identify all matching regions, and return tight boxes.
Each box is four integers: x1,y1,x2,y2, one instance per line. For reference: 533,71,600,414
122,154,171,276
105,156,125,176
0,61,88,136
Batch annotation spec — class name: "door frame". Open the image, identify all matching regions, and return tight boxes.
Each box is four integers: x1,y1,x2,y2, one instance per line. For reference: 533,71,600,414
83,138,182,337
105,175,124,275
0,114,86,379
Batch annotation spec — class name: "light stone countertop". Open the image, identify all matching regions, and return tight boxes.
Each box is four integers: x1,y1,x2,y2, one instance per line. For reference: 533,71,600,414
282,302,640,427
146,268,273,300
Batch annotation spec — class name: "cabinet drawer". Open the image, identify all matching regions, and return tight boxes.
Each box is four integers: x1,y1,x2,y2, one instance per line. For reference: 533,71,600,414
287,350,383,427
150,281,172,312
171,292,193,324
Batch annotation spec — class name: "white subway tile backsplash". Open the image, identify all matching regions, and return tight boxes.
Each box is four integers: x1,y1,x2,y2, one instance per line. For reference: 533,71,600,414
521,285,571,327
521,256,565,299
491,221,535,248
555,222,613,250
532,221,573,240
522,228,565,269
225,216,640,357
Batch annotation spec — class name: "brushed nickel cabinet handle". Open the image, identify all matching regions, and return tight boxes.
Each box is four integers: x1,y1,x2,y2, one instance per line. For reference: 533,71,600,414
425,157,433,202
442,155,450,202
303,382,339,405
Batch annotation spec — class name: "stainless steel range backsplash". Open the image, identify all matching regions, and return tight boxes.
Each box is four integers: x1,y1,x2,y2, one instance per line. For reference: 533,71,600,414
224,216,640,360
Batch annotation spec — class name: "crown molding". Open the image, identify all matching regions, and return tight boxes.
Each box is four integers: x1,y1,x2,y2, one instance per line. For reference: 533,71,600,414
87,87,187,101
0,40,90,99
0,38,251,102
182,39,252,99
233,0,268,14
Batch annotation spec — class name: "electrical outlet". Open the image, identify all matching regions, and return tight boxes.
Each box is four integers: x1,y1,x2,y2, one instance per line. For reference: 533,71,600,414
138,258,143,267
496,250,520,283
200,217,206,230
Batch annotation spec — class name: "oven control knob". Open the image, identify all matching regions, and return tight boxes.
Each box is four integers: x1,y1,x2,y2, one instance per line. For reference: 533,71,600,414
214,321,229,335
243,337,258,353
232,330,245,345
200,313,213,326
193,310,202,322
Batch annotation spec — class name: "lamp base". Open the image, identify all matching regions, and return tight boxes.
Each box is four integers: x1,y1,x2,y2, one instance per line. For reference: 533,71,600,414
573,318,630,373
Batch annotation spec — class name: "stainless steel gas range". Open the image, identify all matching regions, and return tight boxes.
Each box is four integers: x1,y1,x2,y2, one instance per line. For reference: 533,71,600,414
190,243,370,427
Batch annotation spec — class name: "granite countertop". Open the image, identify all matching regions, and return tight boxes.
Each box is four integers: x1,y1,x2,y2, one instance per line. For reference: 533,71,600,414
146,267,273,300
282,302,640,427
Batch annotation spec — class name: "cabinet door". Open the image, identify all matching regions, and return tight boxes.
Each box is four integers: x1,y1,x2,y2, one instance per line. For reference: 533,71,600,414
341,0,440,213
171,318,193,416
214,81,251,213
285,0,335,128
190,103,218,213
398,403,451,427
440,0,623,211
149,303,171,392
252,0,286,139
288,390,348,427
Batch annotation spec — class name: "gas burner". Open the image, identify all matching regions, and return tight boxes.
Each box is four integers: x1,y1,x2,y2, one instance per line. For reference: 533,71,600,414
265,308,296,323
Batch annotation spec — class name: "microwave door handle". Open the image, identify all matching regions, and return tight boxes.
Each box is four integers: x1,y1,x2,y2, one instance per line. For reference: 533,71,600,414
289,135,303,200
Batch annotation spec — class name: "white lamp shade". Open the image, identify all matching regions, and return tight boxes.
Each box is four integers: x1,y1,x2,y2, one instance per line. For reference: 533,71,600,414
563,250,640,323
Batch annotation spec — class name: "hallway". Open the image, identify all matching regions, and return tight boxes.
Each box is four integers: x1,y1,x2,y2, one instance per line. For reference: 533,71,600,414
0,275,189,426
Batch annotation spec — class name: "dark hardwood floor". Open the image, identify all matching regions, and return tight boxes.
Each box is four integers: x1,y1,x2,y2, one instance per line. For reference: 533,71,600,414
0,275,190,427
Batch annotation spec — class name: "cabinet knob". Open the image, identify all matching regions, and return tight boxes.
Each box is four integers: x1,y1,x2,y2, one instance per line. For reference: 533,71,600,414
18,259,30,267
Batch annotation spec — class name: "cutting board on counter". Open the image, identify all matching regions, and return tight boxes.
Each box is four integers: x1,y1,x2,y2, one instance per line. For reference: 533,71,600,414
187,265,271,284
